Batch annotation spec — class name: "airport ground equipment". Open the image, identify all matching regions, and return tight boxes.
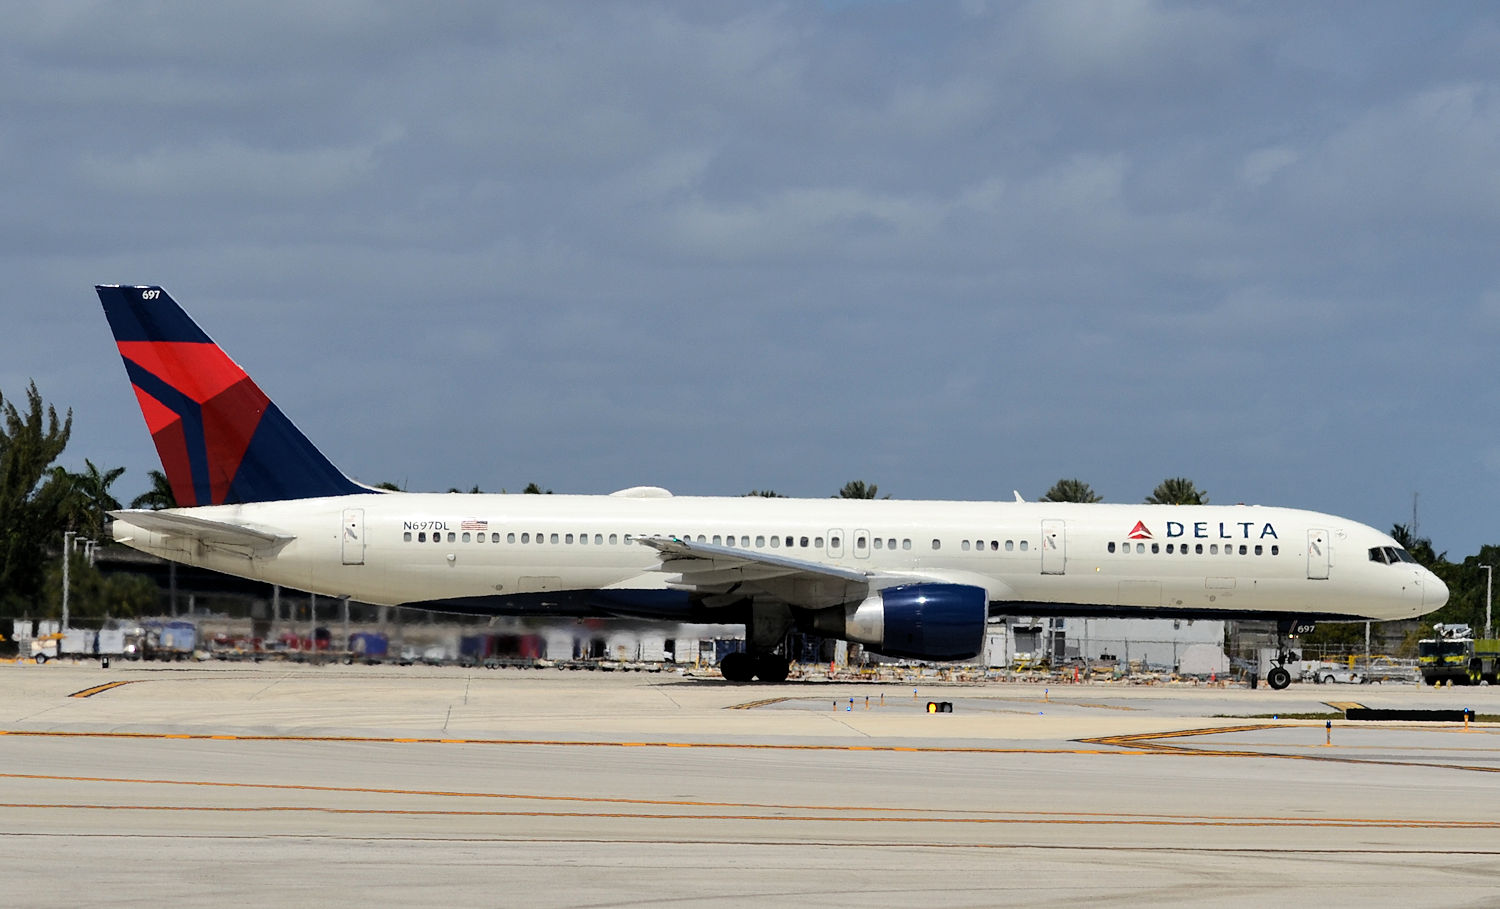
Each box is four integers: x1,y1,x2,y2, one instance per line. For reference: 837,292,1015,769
1418,623,1500,685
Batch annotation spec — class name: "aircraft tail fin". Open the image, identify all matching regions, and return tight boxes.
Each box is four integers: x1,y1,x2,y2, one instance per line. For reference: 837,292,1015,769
97,285,365,506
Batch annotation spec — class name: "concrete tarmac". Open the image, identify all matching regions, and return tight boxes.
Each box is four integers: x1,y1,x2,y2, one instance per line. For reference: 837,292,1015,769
4,662,1500,907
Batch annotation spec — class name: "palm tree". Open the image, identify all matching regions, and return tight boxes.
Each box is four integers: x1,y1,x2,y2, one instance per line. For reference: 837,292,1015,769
1041,478,1102,503
1145,477,1207,505
522,482,552,494
130,469,177,510
837,480,886,499
72,459,126,538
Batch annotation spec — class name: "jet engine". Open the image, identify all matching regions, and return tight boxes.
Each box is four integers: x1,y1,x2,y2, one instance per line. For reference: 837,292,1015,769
811,583,987,661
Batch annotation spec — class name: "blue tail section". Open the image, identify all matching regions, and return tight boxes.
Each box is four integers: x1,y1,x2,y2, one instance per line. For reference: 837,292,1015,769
98,285,366,506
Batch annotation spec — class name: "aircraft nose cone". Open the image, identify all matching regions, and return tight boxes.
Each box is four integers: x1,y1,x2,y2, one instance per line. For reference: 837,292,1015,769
1425,571,1449,610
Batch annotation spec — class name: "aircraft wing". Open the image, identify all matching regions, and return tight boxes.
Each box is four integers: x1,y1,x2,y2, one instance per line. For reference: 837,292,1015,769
637,536,874,609
109,509,295,554
638,535,1016,611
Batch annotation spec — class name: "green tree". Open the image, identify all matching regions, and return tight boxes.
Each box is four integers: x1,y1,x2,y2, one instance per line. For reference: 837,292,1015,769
43,551,156,620
0,382,73,613
837,480,886,499
66,459,125,539
522,482,552,494
1145,477,1207,505
745,490,785,498
130,469,177,510
1041,478,1102,503
447,485,482,494
1390,523,1443,567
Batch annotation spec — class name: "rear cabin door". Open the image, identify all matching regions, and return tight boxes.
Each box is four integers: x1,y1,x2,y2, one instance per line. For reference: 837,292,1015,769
1307,528,1329,580
1041,519,1065,575
341,508,365,565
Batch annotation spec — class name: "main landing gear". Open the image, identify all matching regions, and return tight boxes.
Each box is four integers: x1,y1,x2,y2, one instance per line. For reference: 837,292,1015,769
719,651,791,684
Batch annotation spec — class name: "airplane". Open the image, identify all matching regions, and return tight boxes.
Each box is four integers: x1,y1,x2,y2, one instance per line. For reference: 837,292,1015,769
97,284,1447,689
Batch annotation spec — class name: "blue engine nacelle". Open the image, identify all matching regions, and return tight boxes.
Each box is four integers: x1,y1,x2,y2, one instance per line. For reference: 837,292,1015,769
812,583,987,661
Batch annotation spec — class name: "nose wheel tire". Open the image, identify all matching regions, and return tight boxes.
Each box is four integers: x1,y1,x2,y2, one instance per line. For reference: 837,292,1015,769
1267,665,1292,690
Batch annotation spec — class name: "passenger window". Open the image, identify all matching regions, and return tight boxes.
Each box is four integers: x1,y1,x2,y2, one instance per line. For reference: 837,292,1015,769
990,540,998,551
756,535,766,547
1271,545,1279,555
903,539,911,550
1151,543,1159,554
1195,544,1203,554
1239,545,1247,555
462,532,471,543
801,536,810,548
815,537,824,548
874,538,884,550
434,535,442,545
1019,541,1028,551
961,541,971,551
447,532,456,543
1165,543,1173,554
1255,544,1263,555
770,536,780,548
521,533,530,543
1108,542,1116,553
1135,543,1143,554
712,535,721,545
623,534,633,544
508,533,516,544
932,539,941,550
550,533,559,544
418,532,426,542
403,532,412,542
565,533,574,544
784,536,793,547
1210,544,1219,554
856,537,867,550
1006,540,1014,551
831,536,841,548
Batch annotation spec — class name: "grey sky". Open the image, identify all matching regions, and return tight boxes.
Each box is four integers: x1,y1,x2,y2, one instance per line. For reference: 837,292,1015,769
4,1,1497,557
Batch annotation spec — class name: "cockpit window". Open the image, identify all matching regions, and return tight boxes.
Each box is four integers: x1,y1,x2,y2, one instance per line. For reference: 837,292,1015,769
1371,546,1417,565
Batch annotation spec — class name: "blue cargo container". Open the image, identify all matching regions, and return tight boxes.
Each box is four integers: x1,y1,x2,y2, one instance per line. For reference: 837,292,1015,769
349,632,388,659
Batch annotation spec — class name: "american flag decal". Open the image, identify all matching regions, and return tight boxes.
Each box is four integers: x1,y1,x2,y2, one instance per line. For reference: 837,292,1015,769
461,519,488,531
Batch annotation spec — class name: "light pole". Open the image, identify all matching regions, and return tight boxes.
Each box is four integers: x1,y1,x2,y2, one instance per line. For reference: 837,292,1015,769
1481,564,1493,640
61,530,75,656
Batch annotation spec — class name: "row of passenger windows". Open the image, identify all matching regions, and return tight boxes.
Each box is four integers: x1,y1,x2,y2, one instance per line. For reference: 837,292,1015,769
398,530,924,549
1109,541,1280,556
961,539,1030,552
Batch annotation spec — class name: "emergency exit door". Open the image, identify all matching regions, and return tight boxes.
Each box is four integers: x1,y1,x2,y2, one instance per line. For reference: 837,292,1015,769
1041,519,1065,575
1307,528,1329,580
342,508,365,565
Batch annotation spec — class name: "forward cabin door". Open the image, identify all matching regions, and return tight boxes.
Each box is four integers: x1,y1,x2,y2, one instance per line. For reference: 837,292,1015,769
1041,519,1065,575
342,508,365,566
827,529,845,559
1307,528,1329,580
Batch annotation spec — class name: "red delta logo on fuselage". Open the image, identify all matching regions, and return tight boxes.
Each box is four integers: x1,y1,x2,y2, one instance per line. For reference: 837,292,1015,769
1128,520,1280,540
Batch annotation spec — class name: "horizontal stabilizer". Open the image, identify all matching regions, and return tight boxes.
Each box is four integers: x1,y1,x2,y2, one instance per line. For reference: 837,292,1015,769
109,509,294,552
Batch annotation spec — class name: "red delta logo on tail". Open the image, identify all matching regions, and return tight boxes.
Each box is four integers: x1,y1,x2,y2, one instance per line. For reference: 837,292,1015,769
115,339,270,507
1127,521,1153,540
97,285,363,506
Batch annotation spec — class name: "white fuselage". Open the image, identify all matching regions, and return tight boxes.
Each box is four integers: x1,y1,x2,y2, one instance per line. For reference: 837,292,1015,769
111,494,1443,622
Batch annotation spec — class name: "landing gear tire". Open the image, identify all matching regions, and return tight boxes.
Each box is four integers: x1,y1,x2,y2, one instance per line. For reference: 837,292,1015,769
753,653,790,684
1267,665,1291,690
719,651,755,683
